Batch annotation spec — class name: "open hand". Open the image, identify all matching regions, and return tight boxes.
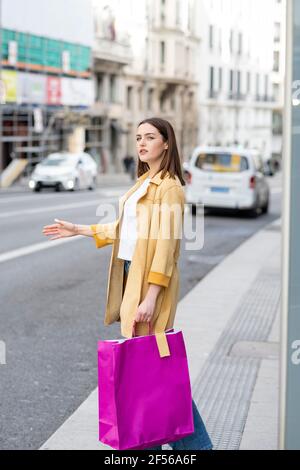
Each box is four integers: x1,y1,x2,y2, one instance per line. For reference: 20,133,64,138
42,219,78,241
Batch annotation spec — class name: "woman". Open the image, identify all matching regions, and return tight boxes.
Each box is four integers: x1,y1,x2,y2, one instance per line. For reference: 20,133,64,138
42,117,213,451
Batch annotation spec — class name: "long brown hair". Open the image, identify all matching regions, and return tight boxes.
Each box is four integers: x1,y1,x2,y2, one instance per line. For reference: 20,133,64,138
136,117,186,186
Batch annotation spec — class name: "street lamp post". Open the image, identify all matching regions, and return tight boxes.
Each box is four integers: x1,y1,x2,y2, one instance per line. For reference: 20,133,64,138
279,0,300,450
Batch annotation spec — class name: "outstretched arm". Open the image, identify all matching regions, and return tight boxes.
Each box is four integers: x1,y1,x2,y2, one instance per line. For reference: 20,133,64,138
43,218,118,249
42,219,94,240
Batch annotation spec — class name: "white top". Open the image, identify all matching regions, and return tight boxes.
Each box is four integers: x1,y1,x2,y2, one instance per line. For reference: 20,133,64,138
118,177,151,261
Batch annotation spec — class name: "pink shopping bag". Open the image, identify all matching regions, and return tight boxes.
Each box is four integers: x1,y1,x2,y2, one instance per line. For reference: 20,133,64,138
98,330,194,450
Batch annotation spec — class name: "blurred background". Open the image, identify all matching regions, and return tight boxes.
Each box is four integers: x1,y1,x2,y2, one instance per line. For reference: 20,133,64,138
0,0,285,187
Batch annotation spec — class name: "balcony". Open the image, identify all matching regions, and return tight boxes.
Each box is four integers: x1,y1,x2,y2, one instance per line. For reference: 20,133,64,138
273,125,283,136
227,92,246,101
208,90,220,99
263,95,276,103
93,37,132,66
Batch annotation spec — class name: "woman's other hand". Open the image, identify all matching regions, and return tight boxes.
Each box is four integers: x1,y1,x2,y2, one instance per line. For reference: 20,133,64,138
42,219,79,241
134,284,162,323
134,296,156,324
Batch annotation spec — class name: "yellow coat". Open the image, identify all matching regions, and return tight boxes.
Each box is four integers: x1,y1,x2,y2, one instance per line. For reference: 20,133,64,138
90,169,185,339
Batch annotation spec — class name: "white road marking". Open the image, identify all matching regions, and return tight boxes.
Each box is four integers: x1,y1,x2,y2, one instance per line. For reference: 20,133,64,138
0,236,84,264
0,198,118,219
0,188,129,205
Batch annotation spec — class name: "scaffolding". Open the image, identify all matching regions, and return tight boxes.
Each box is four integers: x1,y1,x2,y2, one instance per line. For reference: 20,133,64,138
0,26,95,177
1,105,73,176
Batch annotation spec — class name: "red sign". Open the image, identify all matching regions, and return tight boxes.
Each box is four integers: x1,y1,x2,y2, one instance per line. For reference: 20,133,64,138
47,76,62,105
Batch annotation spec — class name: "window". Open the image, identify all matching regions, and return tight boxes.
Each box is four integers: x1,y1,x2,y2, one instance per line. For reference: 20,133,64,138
273,51,280,71
160,94,166,112
110,75,117,102
147,88,154,111
274,22,281,42
238,33,243,55
247,72,251,94
237,71,241,96
209,66,214,97
273,83,280,101
219,67,223,91
160,41,166,65
230,30,234,53
161,0,166,24
256,73,260,98
264,75,269,99
96,75,103,101
188,92,194,108
273,111,283,135
229,70,234,96
186,46,190,75
171,94,176,110
138,87,143,110
127,86,133,109
240,157,249,172
209,25,214,49
195,153,249,172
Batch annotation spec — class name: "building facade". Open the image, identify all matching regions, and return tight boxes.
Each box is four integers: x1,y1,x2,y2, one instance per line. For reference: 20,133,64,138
114,0,201,163
1,0,282,177
196,0,276,161
91,0,132,173
271,0,286,165
0,0,95,176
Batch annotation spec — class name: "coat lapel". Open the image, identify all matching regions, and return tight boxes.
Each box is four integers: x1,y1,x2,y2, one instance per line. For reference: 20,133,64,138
117,169,170,225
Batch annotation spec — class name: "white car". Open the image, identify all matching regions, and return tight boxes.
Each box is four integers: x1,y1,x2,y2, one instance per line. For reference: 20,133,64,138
29,152,98,192
185,147,270,217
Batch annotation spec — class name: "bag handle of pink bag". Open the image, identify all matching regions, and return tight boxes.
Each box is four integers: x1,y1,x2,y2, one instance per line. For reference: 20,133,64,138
132,320,152,337
132,320,171,359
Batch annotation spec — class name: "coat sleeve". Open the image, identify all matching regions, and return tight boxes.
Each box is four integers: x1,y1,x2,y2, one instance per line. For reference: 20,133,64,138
90,220,118,249
147,185,185,288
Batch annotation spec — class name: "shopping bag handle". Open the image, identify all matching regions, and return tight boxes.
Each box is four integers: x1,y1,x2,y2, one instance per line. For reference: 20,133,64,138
132,321,170,359
132,320,152,337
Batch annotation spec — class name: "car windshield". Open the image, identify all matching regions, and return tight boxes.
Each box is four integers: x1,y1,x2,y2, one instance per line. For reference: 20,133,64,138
40,155,76,167
195,153,249,172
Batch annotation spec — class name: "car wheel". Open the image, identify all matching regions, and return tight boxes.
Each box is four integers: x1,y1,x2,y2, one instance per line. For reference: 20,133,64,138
55,183,63,192
34,183,41,192
262,197,269,214
88,176,97,191
248,209,258,218
248,199,260,218
249,204,261,219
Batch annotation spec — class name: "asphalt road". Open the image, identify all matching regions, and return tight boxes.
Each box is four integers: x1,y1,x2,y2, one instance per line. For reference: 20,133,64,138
0,176,282,449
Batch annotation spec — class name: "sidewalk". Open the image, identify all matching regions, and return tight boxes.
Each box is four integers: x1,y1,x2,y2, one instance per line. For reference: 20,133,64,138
39,217,281,451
